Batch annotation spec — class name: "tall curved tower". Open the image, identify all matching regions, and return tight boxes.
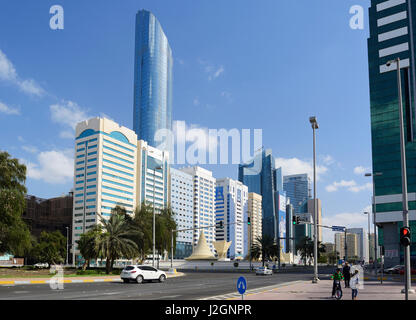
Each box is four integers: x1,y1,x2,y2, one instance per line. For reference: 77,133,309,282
133,10,173,148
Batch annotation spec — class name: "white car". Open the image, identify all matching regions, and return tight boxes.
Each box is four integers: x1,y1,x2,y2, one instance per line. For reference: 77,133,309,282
256,267,273,275
120,265,167,284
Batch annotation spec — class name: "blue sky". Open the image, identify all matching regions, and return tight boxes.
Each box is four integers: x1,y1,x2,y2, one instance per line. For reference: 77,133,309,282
0,0,373,242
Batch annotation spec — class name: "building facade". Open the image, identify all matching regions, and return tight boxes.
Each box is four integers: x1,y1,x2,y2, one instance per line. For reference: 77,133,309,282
283,174,311,214
72,117,138,264
347,228,369,262
335,232,359,260
238,148,283,241
136,139,170,210
133,9,173,149
180,166,216,253
367,0,416,267
170,168,194,259
215,178,248,260
247,192,262,253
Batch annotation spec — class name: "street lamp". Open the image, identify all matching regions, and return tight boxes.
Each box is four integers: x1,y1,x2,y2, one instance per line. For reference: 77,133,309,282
309,116,319,283
386,58,415,298
152,165,163,267
65,226,69,266
363,212,371,264
364,171,382,274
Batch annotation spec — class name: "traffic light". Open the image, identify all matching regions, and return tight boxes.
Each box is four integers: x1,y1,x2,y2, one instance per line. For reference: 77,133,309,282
247,217,251,225
400,227,411,247
292,216,300,225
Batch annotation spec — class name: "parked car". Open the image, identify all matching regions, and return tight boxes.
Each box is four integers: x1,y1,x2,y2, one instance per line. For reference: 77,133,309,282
34,263,49,268
384,265,404,274
256,267,273,275
399,267,416,275
120,265,166,284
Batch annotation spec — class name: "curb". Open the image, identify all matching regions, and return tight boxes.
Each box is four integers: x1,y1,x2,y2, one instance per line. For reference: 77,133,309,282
0,272,184,286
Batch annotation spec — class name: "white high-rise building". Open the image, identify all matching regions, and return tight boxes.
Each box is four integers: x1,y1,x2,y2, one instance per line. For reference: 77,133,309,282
180,166,216,253
136,140,170,210
72,117,138,264
347,228,369,262
170,168,194,258
215,178,248,260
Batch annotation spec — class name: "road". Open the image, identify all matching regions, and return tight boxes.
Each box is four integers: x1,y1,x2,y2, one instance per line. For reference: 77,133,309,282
0,269,333,300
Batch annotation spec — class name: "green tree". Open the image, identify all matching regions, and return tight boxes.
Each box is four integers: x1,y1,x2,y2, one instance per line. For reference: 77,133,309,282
0,151,32,256
96,210,139,274
155,206,177,263
31,231,67,265
76,226,101,270
296,237,326,266
250,235,278,267
131,203,153,263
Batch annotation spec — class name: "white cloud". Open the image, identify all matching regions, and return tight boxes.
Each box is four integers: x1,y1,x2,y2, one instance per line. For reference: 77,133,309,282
22,145,38,154
0,101,20,115
275,157,328,181
17,136,25,142
354,166,368,175
0,49,44,97
322,206,372,243
50,100,91,138
26,149,74,184
326,179,372,193
198,59,225,81
321,155,335,166
193,98,200,106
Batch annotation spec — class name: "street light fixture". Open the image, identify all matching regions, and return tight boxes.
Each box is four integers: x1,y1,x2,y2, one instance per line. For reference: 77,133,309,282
385,58,415,299
309,116,319,283
152,165,163,268
364,171,382,274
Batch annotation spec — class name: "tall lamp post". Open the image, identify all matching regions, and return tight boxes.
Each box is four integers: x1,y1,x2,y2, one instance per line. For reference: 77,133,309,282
152,165,163,267
386,58,415,298
364,212,371,263
65,226,69,266
309,116,319,283
364,171,382,274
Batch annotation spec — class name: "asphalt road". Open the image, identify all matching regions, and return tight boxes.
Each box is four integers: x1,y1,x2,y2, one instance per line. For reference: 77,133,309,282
0,270,333,300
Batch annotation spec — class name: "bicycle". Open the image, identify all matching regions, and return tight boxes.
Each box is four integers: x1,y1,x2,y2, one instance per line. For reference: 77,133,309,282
333,280,343,300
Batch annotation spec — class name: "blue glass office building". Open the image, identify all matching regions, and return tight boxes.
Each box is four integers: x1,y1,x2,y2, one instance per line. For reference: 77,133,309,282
133,10,173,148
283,174,311,214
238,149,283,242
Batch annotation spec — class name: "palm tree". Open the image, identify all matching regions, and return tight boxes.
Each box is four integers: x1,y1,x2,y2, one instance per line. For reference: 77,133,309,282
250,235,278,267
96,210,139,274
131,203,153,263
155,206,177,263
296,236,326,266
76,226,101,270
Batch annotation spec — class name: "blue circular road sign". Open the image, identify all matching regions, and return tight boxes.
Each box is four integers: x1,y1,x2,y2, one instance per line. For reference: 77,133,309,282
237,276,247,295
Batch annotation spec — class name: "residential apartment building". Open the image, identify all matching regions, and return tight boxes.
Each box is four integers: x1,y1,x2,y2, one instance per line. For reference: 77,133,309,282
247,192,262,252
347,228,369,262
335,232,359,260
215,178,248,260
180,166,216,253
170,168,194,259
72,117,138,264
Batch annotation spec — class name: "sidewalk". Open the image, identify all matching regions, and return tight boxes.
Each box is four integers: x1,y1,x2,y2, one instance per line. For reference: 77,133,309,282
234,279,416,300
0,272,184,286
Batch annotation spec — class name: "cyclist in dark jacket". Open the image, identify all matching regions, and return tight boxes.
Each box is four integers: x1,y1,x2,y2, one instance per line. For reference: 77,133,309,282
331,268,344,298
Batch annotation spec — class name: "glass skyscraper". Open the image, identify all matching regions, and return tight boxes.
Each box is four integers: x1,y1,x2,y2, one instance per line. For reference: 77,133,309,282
238,148,283,241
368,0,416,267
283,174,311,214
133,10,173,149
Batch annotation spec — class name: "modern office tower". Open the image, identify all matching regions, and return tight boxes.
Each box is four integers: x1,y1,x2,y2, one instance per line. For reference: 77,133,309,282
335,233,359,260
247,192,263,253
72,117,138,265
283,174,311,214
215,178,248,260
180,166,216,253
238,148,283,241
367,0,416,268
133,9,173,149
170,168,194,259
136,140,170,210
274,190,288,252
307,199,322,242
347,228,369,262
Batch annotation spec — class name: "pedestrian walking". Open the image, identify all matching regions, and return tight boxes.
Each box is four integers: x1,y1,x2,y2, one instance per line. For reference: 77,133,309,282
343,262,351,288
350,269,360,300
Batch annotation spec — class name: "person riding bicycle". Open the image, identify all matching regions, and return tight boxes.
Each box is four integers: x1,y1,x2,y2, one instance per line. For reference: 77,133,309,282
331,268,344,299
